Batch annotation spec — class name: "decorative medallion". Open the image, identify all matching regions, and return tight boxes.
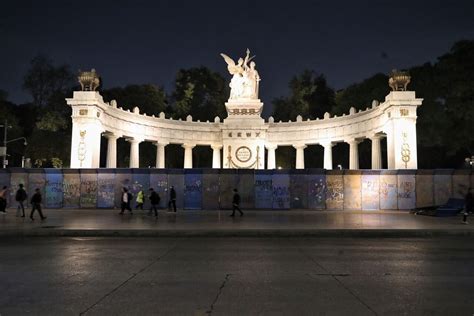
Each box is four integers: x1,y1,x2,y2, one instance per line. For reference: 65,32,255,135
235,146,252,163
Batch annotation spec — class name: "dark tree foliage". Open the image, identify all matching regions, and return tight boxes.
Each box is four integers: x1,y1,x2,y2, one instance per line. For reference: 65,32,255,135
0,92,25,167
171,67,228,121
412,40,474,168
101,84,168,116
272,70,335,121
334,73,389,115
23,55,75,108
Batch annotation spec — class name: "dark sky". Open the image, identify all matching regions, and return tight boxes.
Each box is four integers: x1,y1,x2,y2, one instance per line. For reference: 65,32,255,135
1,0,473,116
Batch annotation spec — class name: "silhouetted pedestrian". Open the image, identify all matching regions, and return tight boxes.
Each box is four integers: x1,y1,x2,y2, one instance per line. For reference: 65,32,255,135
465,188,473,214
0,186,8,214
230,188,243,217
30,188,46,221
168,186,177,212
149,188,161,217
463,188,473,224
15,184,27,217
119,187,133,215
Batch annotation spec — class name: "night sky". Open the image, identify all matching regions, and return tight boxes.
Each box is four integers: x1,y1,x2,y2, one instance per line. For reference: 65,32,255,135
1,0,473,116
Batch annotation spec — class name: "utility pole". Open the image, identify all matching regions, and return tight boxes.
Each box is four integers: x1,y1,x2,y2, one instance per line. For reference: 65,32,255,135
1,120,7,168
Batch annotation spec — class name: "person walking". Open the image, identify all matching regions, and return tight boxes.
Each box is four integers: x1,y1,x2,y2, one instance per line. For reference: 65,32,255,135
148,188,161,217
119,187,133,215
463,187,473,224
136,189,144,210
168,186,177,212
15,184,27,217
465,188,473,214
30,188,46,221
230,188,243,217
0,186,8,214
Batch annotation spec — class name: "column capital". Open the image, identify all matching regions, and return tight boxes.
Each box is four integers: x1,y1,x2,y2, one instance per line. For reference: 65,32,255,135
320,140,335,148
210,144,223,150
265,144,278,150
182,143,196,149
154,141,169,147
369,134,384,141
293,144,307,150
344,138,362,145
126,137,143,144
103,132,120,140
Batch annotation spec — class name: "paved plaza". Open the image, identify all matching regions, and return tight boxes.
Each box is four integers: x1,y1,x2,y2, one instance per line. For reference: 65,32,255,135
1,237,474,315
0,209,472,237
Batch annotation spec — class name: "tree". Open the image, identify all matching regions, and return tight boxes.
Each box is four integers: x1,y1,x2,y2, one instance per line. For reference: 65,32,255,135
171,67,228,121
272,70,335,121
101,84,168,116
21,55,75,166
23,54,75,107
433,40,474,159
334,73,389,116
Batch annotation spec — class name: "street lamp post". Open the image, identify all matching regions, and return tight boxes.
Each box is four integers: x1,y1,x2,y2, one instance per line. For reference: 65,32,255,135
465,156,474,169
0,120,12,168
0,120,27,168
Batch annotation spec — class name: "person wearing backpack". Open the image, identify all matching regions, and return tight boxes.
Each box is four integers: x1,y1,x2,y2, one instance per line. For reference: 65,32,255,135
15,183,28,217
148,188,161,217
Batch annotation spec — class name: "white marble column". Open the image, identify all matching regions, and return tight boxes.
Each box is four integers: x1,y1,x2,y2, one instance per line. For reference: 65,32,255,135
371,136,382,169
321,141,333,170
154,141,168,168
106,134,119,168
266,144,277,169
293,144,307,169
182,144,195,168
128,138,141,168
347,139,360,170
211,145,222,169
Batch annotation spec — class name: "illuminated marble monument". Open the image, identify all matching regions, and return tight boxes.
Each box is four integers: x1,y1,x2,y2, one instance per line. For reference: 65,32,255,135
67,51,422,170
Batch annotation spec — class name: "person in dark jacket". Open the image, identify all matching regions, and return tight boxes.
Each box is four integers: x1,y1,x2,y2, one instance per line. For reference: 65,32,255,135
119,187,133,215
168,186,177,212
466,187,473,214
15,184,27,217
30,188,46,221
148,188,161,217
230,188,243,217
0,185,7,214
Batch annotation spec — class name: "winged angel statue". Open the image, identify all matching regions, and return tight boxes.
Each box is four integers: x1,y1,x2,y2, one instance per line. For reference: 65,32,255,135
220,49,260,100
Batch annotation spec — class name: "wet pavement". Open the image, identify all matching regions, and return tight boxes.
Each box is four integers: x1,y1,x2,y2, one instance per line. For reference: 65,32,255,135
0,209,473,237
0,237,473,315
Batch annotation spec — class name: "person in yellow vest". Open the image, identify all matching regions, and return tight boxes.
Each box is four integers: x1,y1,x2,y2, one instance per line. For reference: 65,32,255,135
136,189,144,210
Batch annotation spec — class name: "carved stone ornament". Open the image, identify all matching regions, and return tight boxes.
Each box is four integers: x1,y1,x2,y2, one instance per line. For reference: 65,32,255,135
78,130,87,167
401,132,411,168
78,69,100,91
235,146,252,163
389,69,411,91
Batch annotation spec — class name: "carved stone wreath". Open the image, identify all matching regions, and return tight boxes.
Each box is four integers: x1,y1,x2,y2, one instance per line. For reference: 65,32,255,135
235,146,252,163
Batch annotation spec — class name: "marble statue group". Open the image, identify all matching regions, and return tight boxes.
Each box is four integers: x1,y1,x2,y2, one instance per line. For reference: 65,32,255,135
221,49,261,100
